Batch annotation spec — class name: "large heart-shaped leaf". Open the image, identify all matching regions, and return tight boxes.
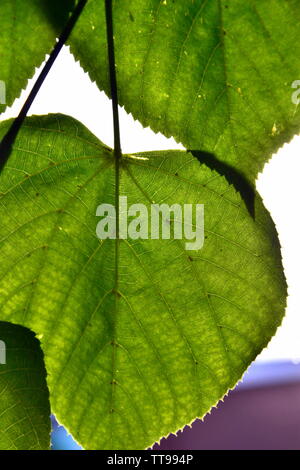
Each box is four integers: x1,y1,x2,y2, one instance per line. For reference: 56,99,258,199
0,0,74,113
0,322,50,450
67,0,300,183
0,114,286,449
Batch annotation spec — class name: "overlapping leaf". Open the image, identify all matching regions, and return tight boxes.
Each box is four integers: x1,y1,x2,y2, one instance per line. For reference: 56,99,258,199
0,114,286,449
0,0,74,113
67,0,300,183
0,322,50,450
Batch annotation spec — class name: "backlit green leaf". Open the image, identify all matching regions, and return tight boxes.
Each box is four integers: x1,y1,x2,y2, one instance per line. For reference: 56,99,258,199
68,0,300,182
0,114,286,449
0,0,74,113
0,322,50,450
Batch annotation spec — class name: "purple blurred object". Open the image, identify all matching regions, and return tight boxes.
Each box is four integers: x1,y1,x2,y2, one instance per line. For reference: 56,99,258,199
154,362,300,450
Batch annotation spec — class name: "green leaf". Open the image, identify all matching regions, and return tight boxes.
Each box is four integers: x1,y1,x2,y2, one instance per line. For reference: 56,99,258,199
0,322,50,450
67,0,300,183
0,0,74,113
0,114,286,449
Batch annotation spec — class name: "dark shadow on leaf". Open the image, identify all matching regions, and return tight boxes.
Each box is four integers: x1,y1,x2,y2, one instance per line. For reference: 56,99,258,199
40,0,76,32
0,120,22,173
190,150,255,219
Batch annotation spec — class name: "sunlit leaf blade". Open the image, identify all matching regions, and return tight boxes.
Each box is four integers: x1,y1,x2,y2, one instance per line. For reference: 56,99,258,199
0,0,74,114
0,322,50,450
0,114,286,449
67,0,300,182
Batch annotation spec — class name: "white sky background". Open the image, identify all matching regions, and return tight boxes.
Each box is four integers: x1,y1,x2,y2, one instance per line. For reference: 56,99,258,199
2,46,300,363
